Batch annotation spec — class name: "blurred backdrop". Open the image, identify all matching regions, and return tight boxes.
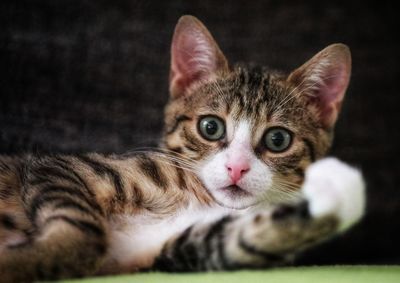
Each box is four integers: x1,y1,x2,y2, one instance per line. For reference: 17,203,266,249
1,0,399,265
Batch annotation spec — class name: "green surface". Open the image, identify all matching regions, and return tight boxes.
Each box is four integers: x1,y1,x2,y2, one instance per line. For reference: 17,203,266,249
59,266,400,283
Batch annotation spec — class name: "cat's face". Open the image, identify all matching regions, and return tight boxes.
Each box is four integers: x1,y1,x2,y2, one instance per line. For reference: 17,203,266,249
163,16,351,209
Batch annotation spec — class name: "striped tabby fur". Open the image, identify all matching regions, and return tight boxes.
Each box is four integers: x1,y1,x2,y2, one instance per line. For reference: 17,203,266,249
0,16,364,282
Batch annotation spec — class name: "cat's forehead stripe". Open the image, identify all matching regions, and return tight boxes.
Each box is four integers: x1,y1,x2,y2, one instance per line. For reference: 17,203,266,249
227,67,276,122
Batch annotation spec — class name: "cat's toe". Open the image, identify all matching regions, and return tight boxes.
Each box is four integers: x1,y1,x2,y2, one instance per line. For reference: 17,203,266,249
303,157,366,232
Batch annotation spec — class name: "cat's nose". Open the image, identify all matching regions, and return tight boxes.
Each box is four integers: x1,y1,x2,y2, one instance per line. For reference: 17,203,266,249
226,160,250,183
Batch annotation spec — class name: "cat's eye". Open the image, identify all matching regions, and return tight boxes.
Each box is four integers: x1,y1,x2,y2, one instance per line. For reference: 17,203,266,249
198,116,225,141
264,127,292,152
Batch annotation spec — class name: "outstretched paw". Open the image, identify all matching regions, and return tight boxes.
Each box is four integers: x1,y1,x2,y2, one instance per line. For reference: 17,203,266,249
303,157,366,232
233,158,365,264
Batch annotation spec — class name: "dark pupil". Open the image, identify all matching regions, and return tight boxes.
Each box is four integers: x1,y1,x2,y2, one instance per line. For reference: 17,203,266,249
271,132,284,147
206,120,218,135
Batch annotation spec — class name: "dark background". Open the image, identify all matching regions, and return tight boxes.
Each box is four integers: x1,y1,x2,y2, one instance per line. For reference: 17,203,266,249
1,0,399,265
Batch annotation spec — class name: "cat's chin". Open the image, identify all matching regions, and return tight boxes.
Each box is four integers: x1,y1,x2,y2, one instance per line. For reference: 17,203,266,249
211,185,258,210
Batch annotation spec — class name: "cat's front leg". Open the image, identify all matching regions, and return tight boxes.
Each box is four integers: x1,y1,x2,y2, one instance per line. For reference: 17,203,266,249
153,158,365,271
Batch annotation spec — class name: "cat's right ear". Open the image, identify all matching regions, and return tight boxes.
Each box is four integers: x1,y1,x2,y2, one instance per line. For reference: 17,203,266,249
169,16,229,99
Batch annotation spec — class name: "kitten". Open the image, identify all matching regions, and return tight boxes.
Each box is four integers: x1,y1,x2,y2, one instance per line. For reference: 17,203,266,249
0,15,365,282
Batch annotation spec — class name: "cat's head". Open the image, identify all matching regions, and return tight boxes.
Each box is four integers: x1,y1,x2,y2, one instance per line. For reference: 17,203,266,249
162,16,351,209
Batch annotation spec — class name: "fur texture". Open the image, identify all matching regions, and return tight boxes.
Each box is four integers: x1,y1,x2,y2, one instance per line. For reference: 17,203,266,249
0,15,364,282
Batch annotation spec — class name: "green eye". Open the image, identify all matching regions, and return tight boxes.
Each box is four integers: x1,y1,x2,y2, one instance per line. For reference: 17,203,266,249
198,116,225,141
264,127,292,152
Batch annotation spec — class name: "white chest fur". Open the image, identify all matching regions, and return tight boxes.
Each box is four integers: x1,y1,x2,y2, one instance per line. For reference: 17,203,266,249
106,205,234,269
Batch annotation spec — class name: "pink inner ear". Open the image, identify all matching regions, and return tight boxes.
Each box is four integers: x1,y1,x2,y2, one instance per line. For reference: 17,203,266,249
169,16,228,98
171,31,214,95
312,64,349,128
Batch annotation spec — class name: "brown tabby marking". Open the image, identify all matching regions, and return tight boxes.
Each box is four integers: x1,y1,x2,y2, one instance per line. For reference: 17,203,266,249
0,15,352,282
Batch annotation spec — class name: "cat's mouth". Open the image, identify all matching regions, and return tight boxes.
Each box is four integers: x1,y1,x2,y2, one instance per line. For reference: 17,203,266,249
219,185,251,198
211,185,258,209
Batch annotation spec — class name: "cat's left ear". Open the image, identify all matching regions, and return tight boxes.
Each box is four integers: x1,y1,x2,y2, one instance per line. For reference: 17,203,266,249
169,15,229,99
287,44,351,129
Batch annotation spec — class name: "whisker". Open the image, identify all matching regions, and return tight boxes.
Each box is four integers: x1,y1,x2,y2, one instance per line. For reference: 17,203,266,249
156,159,197,174
274,74,341,113
274,75,310,111
122,147,200,174
125,147,199,165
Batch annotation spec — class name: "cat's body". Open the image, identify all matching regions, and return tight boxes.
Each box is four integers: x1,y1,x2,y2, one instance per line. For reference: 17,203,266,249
0,16,365,282
0,153,218,273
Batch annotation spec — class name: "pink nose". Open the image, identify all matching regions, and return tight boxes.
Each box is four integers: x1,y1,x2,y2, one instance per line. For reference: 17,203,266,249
226,160,250,183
